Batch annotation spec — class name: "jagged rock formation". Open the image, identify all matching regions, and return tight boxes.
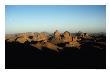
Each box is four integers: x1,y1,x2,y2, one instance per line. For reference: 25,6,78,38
80,33,92,39
62,31,81,48
27,32,39,42
63,31,72,43
6,32,38,43
65,41,80,49
16,34,28,43
6,30,99,50
16,32,39,42
6,32,48,43
51,30,62,44
36,32,48,42
5,31,106,69
50,30,80,49
54,30,61,40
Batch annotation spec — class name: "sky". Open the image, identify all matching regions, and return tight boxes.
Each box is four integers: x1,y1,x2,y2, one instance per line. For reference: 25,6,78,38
5,5,106,34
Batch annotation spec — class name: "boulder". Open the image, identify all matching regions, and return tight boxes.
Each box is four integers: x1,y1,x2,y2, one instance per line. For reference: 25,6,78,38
43,42,59,52
51,30,62,44
36,32,48,42
16,34,28,43
63,31,72,42
54,30,61,40
65,41,80,49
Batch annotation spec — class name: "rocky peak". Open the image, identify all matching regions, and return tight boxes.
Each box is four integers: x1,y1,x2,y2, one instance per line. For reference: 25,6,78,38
63,31,72,42
54,30,61,40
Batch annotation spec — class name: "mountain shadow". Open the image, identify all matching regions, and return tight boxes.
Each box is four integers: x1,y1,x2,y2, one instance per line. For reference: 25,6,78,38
5,41,106,69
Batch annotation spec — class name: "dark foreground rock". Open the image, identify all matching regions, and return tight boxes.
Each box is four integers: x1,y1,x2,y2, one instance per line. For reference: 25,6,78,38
5,31,106,69
5,41,106,69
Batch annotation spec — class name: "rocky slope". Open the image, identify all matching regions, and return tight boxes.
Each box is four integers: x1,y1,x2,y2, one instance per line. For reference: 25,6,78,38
5,31,106,69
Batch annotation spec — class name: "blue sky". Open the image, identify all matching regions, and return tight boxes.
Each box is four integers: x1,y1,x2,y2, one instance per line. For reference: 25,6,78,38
5,5,106,34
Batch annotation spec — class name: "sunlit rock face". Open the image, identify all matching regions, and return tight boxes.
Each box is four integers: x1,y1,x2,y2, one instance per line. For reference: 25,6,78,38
65,36,81,48
16,34,28,43
26,32,38,42
5,34,17,42
43,42,59,52
63,31,72,43
5,30,84,49
72,36,78,42
51,30,62,44
31,41,60,52
14,32,39,43
54,30,61,40
62,31,81,48
65,41,81,49
15,32,48,43
49,30,81,49
36,32,48,42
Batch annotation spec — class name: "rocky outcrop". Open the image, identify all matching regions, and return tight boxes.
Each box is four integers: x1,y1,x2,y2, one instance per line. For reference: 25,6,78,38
5,30,82,49
43,42,59,52
36,32,48,42
65,41,80,49
51,30,62,44
18,32,38,42
80,33,92,39
15,32,48,43
63,31,72,43
5,34,17,42
62,31,81,48
16,34,28,43
54,30,61,40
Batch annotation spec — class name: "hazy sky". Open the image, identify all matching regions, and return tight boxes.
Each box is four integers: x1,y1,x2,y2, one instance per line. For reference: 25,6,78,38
5,5,106,34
